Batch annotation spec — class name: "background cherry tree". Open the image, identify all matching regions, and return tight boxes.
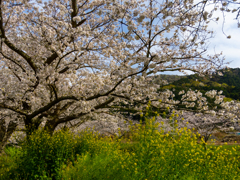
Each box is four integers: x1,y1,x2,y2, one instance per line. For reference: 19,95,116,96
0,0,237,151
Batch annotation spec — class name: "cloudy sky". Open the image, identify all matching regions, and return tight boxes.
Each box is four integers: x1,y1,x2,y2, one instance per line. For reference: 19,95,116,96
161,5,240,76
207,8,240,68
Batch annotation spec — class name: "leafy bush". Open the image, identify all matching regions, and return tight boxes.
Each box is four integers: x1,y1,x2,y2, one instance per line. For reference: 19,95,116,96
0,146,21,180
6,129,98,179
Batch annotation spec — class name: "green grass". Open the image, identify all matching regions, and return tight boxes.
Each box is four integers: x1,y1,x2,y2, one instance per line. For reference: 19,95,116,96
1,115,240,180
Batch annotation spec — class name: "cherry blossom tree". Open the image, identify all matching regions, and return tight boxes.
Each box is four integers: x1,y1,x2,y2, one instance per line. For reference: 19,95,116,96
0,0,233,150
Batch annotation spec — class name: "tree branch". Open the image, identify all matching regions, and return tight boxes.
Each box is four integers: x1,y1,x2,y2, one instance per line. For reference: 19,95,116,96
28,96,79,119
0,2,37,73
0,104,27,116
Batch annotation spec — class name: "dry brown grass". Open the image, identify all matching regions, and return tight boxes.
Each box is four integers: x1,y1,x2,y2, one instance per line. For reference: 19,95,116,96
212,131,229,140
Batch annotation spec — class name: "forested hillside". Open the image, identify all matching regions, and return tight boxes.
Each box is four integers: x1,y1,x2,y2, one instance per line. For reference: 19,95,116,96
156,68,240,100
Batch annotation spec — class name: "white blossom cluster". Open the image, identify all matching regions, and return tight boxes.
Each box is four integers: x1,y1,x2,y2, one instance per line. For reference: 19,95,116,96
155,110,240,141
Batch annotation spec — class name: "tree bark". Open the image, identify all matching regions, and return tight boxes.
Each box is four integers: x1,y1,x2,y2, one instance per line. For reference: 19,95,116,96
0,120,17,155
44,119,58,136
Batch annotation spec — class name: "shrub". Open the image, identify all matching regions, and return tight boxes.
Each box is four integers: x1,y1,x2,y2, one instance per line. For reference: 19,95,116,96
0,146,21,180
7,129,83,179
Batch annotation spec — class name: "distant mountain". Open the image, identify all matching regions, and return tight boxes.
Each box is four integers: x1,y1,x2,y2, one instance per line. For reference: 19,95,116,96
157,68,240,101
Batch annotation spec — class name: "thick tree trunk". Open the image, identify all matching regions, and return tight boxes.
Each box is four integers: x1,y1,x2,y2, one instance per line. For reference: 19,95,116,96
0,120,6,148
0,120,17,155
25,117,42,139
44,120,58,136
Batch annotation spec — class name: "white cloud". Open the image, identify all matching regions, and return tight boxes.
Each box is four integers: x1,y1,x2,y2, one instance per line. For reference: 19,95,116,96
163,6,240,76
206,6,240,69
